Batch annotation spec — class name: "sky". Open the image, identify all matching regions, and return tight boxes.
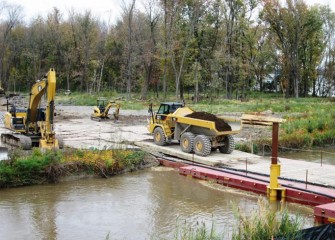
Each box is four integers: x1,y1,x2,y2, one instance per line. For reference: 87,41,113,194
6,0,335,25
8,0,136,24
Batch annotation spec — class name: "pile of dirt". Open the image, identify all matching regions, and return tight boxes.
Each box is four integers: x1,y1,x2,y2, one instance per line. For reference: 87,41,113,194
185,111,232,131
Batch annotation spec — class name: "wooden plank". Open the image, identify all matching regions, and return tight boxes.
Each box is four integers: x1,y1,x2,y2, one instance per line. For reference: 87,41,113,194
241,114,285,125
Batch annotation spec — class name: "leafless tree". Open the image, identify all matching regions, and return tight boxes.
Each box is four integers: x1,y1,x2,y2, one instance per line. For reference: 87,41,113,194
121,0,136,100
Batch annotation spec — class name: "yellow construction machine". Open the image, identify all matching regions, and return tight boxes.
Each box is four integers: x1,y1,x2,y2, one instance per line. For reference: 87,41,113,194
1,68,63,150
91,97,120,121
148,102,241,156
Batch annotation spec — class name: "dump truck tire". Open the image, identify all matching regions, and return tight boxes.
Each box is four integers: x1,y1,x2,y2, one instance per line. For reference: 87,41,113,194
219,135,235,154
194,135,211,156
153,127,167,146
180,132,195,153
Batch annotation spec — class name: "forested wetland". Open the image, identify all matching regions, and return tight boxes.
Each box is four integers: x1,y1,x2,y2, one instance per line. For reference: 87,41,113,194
0,0,334,100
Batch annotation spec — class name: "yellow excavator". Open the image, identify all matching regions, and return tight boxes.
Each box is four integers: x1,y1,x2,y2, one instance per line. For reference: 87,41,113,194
91,97,120,121
1,68,63,150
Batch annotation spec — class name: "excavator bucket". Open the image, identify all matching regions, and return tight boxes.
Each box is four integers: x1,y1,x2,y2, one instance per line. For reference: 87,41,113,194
39,138,60,150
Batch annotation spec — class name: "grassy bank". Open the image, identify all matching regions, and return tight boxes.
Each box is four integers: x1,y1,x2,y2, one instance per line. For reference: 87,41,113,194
0,148,154,188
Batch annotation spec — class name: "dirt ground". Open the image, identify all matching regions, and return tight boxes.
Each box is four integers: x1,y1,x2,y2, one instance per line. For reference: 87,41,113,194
0,97,272,150
53,106,151,149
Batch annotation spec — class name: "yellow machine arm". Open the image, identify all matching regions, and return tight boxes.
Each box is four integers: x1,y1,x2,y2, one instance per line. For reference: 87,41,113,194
27,68,58,149
104,101,120,120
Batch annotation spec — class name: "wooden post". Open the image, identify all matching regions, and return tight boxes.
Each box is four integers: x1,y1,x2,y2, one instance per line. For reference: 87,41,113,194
271,122,279,165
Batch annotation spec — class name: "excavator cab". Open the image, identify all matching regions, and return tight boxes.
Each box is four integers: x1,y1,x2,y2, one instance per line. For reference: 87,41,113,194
97,98,106,113
4,104,27,131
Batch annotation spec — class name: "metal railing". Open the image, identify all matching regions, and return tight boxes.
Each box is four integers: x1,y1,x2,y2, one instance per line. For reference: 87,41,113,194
259,144,335,166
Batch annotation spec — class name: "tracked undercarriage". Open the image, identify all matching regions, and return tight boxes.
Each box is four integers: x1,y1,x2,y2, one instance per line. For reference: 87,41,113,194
1,133,33,150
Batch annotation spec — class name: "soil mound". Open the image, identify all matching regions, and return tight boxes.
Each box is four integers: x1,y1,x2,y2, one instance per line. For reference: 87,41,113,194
185,111,232,131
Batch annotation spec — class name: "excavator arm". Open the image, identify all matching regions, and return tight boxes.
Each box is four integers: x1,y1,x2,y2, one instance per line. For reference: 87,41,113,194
27,68,59,149
26,79,46,132
104,101,120,120
39,69,58,149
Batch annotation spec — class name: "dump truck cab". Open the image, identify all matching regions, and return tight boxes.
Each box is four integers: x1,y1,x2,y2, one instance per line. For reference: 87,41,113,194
148,102,183,135
156,102,183,119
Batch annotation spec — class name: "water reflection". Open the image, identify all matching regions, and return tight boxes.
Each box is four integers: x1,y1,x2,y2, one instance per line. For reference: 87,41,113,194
0,168,314,239
0,146,8,161
279,147,335,165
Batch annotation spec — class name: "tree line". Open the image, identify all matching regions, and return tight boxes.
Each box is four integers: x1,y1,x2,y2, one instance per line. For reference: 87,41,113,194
0,0,335,100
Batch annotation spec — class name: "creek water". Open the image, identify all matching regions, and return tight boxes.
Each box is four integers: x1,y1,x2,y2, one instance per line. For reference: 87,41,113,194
0,167,314,240
279,147,335,165
0,147,8,161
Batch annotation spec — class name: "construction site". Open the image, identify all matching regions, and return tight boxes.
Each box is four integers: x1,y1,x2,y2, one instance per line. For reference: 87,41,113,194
0,78,335,238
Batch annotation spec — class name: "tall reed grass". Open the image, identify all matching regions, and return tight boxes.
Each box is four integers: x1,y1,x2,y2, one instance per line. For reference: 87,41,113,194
170,197,303,240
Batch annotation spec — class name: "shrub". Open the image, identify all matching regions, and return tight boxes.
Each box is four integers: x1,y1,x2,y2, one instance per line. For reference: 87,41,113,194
235,143,252,153
113,149,146,170
0,148,148,187
0,149,62,187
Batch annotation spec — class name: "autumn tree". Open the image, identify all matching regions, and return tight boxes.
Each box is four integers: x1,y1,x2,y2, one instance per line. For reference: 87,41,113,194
315,5,335,97
261,0,324,98
0,2,22,89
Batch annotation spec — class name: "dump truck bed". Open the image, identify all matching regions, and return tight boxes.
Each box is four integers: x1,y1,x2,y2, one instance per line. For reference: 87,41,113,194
170,107,241,137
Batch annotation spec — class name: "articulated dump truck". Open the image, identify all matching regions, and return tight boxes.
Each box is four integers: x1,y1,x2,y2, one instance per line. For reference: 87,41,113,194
148,102,241,156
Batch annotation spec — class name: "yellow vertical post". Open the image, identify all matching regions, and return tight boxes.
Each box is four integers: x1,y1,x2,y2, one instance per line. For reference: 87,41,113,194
267,122,285,201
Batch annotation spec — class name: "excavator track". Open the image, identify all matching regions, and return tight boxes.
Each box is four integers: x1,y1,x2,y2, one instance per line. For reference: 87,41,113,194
90,115,115,122
1,133,32,150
